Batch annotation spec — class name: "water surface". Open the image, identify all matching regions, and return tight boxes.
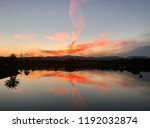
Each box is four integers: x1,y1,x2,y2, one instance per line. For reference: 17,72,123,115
0,70,150,111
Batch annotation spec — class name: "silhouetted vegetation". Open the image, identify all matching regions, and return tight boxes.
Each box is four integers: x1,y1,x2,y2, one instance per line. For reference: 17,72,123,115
0,54,150,79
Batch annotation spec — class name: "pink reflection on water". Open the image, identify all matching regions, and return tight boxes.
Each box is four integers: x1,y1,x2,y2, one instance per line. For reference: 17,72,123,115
23,70,146,110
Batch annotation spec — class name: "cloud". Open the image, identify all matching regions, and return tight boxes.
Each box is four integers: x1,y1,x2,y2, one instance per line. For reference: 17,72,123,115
68,0,94,46
40,34,112,56
45,32,71,42
23,33,150,57
40,39,108,56
13,34,35,39
121,45,150,57
69,0,85,44
40,38,145,56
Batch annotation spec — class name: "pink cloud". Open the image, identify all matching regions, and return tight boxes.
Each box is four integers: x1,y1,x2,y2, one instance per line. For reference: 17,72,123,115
69,0,85,44
46,32,71,42
23,33,143,57
13,34,35,39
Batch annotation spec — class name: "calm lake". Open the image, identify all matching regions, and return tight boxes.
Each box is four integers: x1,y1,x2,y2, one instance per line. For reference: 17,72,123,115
0,70,150,111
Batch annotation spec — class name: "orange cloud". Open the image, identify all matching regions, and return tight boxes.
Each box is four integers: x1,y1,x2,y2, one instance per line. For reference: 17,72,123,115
13,34,35,39
23,33,144,57
46,32,71,42
40,35,109,56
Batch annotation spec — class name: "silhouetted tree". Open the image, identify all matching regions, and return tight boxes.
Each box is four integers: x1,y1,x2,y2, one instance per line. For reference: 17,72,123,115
4,76,20,89
9,54,17,58
9,54,17,61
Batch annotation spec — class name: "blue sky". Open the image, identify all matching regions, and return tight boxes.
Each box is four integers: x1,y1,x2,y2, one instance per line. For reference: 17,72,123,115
0,0,150,56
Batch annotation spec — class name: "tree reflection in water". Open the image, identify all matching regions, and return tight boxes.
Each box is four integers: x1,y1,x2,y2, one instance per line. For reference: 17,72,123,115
24,70,30,76
4,76,20,89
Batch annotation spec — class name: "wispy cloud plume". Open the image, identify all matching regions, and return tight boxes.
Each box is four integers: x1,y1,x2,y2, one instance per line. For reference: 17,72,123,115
69,0,85,45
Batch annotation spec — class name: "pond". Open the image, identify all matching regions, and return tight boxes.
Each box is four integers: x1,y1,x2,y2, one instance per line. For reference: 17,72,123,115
0,70,150,111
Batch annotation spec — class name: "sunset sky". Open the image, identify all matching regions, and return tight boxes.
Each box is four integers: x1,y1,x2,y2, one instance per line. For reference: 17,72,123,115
0,0,150,57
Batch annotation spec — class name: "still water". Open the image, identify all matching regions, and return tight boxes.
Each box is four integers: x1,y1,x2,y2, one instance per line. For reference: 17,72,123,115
0,70,150,111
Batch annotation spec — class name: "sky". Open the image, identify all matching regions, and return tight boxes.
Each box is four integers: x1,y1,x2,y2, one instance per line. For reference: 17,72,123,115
0,0,150,57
